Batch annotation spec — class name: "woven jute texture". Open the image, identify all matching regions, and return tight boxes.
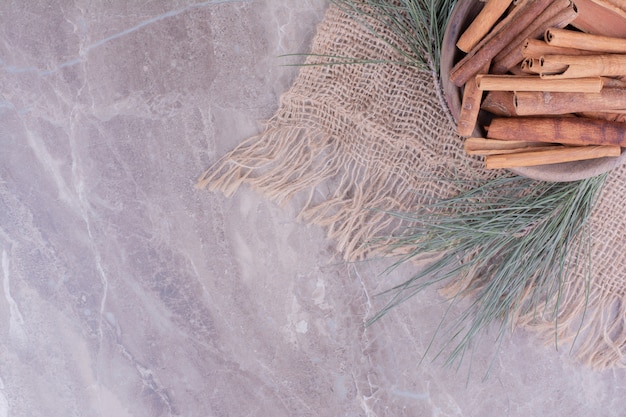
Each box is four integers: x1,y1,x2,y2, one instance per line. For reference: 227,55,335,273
198,3,626,369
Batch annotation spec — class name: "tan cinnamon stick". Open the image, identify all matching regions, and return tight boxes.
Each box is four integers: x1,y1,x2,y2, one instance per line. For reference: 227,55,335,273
460,0,531,58
449,0,554,87
545,28,626,53
481,91,518,116
522,38,599,59
537,56,568,75
521,58,540,74
457,63,491,136
491,0,577,74
476,75,603,92
571,0,626,38
520,58,535,73
539,54,626,79
486,116,626,146
514,89,626,115
466,0,532,53
485,145,621,169
465,137,554,155
456,0,515,52
522,57,569,74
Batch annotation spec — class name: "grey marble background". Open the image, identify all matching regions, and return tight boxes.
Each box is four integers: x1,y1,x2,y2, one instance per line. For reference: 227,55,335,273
1,1,625,416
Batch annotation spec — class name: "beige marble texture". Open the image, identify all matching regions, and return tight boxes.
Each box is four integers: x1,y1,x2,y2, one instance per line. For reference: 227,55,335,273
1,1,625,416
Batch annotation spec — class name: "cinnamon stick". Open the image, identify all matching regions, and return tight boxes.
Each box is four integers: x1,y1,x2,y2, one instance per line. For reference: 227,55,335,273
491,0,577,74
486,116,626,146
467,0,532,53
537,56,568,75
523,57,572,75
522,57,568,74
514,89,626,115
449,0,554,87
465,137,554,155
570,0,626,38
520,59,533,73
522,38,599,59
545,28,626,53
539,54,626,79
475,75,603,92
462,0,531,57
456,0,514,52
457,63,490,136
485,145,621,169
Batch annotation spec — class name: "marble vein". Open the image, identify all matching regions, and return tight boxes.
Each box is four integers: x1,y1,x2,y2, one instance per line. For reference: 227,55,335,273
2,0,251,77
2,251,25,346
0,376,7,417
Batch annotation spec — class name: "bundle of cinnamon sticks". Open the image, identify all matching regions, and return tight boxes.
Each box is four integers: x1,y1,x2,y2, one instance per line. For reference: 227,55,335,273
453,0,626,170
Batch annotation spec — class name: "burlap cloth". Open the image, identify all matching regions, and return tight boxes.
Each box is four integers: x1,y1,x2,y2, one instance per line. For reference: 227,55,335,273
198,4,626,369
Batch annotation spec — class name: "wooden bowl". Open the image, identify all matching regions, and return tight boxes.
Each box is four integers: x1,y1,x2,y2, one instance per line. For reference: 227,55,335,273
440,0,626,182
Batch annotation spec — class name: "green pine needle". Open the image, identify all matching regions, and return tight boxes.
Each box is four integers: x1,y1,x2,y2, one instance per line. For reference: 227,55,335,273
370,175,606,368
332,0,457,73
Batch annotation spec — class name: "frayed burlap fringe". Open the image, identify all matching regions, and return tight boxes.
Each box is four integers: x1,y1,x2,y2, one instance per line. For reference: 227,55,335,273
198,3,626,369
516,171,626,369
198,4,491,260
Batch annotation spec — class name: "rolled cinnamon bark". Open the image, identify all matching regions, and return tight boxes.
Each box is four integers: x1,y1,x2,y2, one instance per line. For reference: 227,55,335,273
456,0,514,52
545,28,626,53
465,137,553,155
522,38,599,59
462,0,531,58
514,89,626,115
537,56,569,75
539,54,626,79
476,75,603,92
486,116,626,146
520,58,536,73
491,0,577,73
523,57,569,74
485,145,621,169
457,63,491,136
571,0,626,38
450,0,554,87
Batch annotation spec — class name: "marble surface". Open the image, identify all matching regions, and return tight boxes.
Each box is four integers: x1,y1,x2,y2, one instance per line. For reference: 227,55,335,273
1,1,625,416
